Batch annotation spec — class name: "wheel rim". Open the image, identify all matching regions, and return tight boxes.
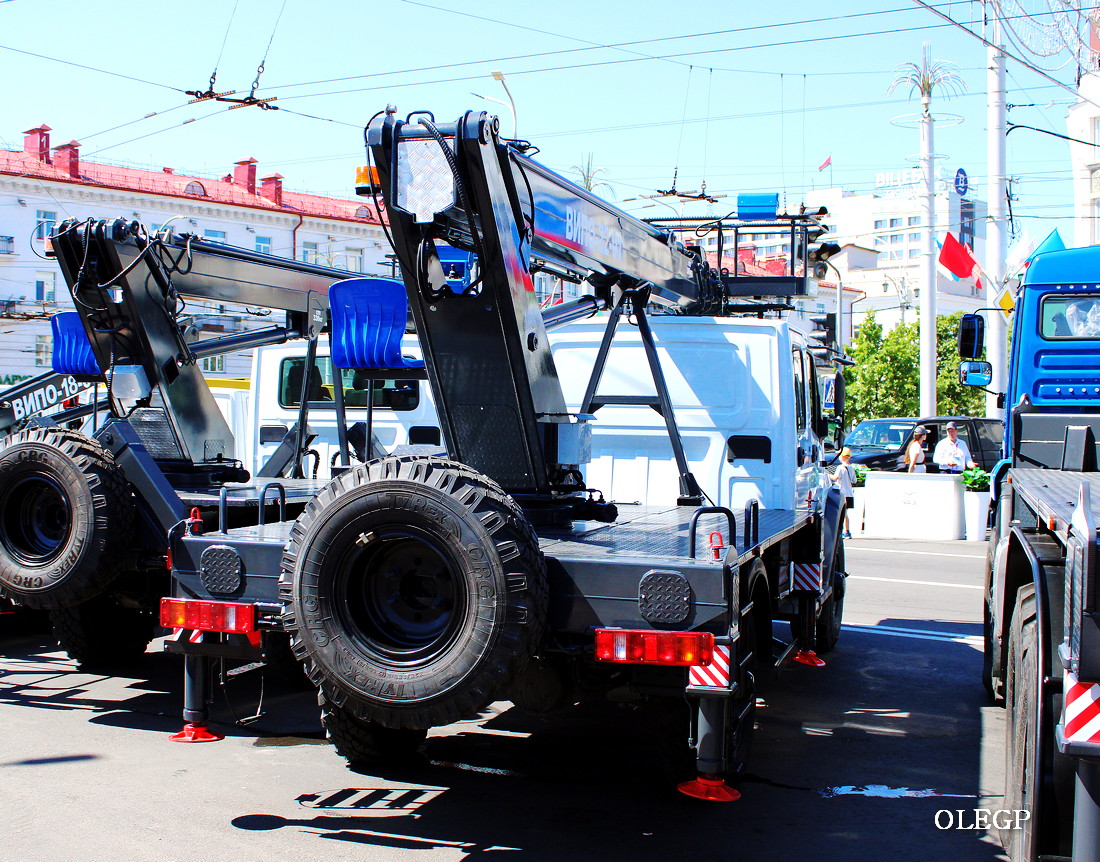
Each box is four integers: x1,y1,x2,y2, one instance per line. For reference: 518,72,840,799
0,474,72,565
336,527,467,666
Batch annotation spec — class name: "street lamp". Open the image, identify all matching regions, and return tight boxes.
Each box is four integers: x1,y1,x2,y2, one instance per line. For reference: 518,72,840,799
882,272,914,325
493,70,517,139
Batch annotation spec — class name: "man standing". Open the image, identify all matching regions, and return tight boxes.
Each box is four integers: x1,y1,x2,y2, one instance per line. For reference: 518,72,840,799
933,421,976,474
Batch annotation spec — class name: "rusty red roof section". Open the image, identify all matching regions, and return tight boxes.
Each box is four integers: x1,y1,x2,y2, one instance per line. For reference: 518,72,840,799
1,129,382,225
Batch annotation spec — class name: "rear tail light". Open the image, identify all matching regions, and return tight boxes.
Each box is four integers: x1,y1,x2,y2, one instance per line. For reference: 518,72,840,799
160,598,256,634
594,628,714,666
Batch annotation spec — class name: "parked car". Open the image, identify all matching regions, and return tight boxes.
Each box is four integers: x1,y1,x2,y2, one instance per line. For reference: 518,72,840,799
833,416,1003,472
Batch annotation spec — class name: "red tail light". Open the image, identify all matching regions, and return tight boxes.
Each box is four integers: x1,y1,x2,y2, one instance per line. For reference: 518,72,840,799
160,598,256,633
594,628,714,666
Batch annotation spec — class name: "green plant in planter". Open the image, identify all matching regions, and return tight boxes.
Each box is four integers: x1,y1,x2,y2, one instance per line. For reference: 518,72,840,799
961,466,990,492
853,465,867,488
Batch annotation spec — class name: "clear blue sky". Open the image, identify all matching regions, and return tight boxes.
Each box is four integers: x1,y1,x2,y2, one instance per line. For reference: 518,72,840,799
0,0,1085,240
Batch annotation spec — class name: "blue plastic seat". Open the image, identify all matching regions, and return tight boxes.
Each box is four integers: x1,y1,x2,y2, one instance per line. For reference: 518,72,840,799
328,278,425,372
50,311,100,377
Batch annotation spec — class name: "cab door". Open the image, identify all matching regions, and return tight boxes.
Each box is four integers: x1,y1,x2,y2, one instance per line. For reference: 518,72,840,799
792,346,821,508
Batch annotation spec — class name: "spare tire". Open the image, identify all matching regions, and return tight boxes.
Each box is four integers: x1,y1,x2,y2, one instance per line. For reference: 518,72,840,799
281,456,547,730
0,427,132,609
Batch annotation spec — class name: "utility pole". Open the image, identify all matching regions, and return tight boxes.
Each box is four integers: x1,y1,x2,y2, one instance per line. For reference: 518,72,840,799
986,14,1008,419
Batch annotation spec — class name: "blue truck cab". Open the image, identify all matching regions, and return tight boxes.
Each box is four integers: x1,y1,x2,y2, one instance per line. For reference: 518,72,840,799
962,244,1100,861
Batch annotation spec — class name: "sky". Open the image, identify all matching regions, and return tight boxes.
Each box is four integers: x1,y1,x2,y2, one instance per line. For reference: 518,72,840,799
0,0,1092,241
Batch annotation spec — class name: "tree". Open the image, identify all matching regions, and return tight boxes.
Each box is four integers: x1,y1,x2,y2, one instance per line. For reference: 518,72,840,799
843,309,985,426
570,153,612,195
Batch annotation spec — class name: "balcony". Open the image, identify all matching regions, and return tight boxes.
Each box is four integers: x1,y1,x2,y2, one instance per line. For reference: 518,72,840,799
0,236,14,255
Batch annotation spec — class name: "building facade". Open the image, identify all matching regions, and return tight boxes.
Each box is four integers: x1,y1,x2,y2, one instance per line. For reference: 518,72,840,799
0,125,389,383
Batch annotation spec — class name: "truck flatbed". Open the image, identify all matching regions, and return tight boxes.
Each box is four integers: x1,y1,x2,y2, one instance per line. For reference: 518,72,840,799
1008,467,1100,538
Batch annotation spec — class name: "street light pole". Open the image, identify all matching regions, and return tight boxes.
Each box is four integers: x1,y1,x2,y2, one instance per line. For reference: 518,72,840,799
492,70,518,139
919,92,938,417
986,16,1008,419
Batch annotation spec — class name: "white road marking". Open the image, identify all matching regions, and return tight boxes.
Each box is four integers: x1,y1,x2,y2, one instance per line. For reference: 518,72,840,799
842,623,982,645
849,575,982,591
845,545,985,560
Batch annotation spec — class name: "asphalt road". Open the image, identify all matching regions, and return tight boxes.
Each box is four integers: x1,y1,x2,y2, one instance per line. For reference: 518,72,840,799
0,538,1009,862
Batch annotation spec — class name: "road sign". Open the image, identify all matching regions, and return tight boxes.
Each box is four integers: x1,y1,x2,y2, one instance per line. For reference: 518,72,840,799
995,287,1015,316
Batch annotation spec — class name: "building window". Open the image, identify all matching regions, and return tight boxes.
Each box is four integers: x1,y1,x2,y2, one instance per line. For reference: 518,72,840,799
300,241,319,264
255,236,272,254
35,271,55,302
889,234,902,244
34,210,57,242
1093,201,1100,245
203,229,226,244
889,218,902,228
344,248,364,272
874,219,886,230
908,216,921,226
185,181,206,196
908,248,921,258
34,335,51,366
200,355,225,373
960,200,977,249
908,232,921,242
355,205,374,220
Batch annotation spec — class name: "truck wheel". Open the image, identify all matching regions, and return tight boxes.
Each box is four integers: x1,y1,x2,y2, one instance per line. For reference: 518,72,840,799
1003,585,1040,861
322,697,428,766
816,540,846,653
49,592,155,668
281,456,548,730
0,428,132,610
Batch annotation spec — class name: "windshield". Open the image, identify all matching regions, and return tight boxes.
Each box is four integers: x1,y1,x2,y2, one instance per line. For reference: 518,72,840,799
844,419,915,451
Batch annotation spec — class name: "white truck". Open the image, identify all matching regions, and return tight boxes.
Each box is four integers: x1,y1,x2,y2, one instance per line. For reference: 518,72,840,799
230,314,830,517
0,108,849,800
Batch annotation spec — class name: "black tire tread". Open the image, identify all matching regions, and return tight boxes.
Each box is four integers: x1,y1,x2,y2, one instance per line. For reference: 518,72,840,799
0,427,132,609
281,455,548,730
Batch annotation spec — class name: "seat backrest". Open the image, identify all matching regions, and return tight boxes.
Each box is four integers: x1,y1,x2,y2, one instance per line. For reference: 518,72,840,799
329,277,424,371
50,311,100,377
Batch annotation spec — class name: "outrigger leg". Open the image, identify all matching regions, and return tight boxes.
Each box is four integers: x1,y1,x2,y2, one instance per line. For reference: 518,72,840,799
169,653,224,742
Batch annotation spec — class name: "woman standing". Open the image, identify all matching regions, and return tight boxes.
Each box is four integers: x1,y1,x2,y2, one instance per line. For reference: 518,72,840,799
906,425,928,473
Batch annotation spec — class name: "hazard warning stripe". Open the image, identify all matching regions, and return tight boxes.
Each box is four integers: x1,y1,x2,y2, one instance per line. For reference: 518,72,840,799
689,645,731,687
1064,673,1100,743
792,562,822,592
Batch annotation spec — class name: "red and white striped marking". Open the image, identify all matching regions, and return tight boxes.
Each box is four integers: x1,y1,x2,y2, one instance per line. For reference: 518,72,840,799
171,628,204,644
1064,671,1100,744
689,645,730,688
792,562,822,592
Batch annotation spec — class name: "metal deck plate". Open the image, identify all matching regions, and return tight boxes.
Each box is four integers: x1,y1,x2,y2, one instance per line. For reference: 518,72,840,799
177,478,328,508
537,504,806,564
1012,468,1100,528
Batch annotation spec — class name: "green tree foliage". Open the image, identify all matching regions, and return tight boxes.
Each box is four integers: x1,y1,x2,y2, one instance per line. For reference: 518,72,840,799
843,309,985,425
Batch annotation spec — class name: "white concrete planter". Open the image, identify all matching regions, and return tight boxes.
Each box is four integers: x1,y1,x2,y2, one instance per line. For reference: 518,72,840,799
861,472,965,540
964,490,992,541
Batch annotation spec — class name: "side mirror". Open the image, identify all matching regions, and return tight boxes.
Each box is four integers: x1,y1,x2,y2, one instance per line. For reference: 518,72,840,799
832,371,846,416
958,313,985,359
958,359,993,387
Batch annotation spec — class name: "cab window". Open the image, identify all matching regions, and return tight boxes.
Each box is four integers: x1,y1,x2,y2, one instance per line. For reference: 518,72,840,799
278,357,420,411
1041,295,1100,339
791,348,807,432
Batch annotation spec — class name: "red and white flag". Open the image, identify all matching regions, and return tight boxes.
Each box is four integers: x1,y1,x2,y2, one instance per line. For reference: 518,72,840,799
818,155,832,171
939,231,984,291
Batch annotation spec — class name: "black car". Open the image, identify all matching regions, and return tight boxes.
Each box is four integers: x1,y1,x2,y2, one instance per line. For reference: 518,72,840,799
836,416,1003,472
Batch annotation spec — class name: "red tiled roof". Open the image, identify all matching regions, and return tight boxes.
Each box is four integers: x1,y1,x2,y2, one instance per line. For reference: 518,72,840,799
0,147,382,224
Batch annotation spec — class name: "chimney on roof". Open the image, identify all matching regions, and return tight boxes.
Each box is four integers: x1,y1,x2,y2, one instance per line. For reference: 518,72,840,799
162,167,174,174
23,125,52,163
234,158,258,194
260,173,284,206
53,140,81,179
